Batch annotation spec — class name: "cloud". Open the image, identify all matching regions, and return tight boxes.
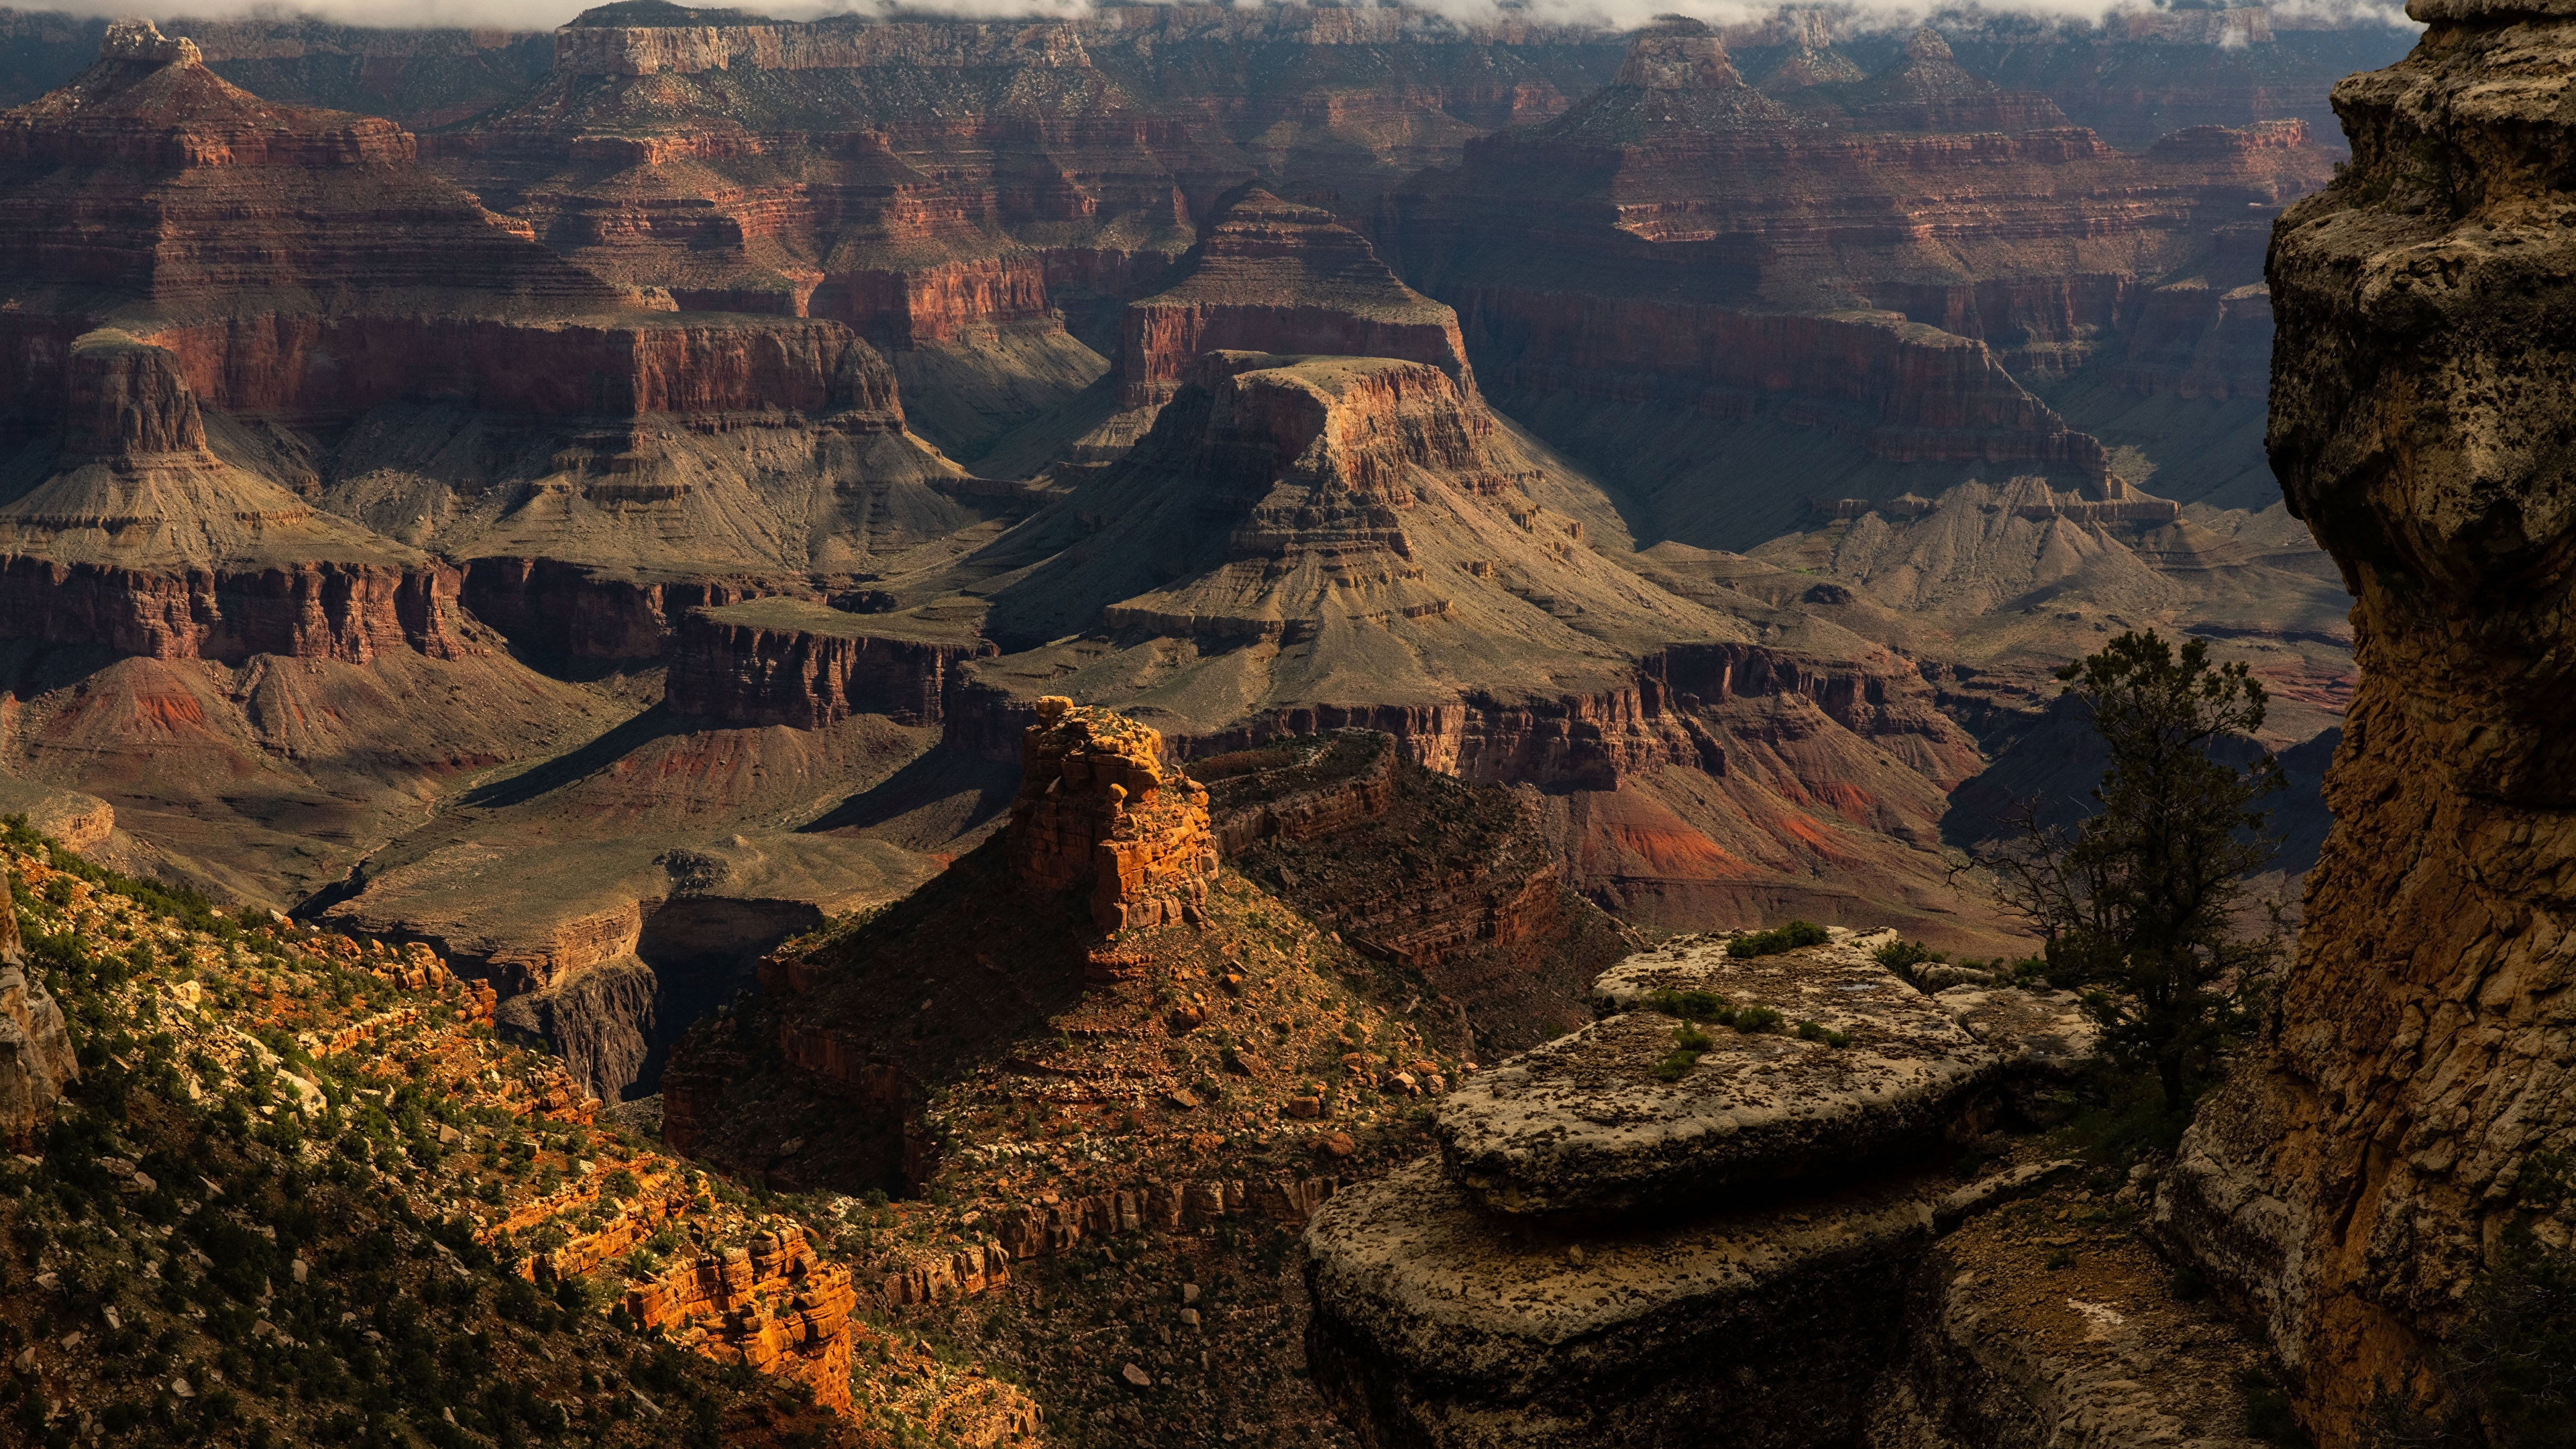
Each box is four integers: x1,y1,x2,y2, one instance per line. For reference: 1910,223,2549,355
60,0,2416,42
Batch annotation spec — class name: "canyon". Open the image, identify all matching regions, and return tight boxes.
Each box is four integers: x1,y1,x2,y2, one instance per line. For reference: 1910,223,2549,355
0,1,2485,1443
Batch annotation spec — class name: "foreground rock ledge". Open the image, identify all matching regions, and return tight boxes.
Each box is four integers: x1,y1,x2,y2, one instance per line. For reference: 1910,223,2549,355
1435,929,1997,1215
1305,1157,1944,1449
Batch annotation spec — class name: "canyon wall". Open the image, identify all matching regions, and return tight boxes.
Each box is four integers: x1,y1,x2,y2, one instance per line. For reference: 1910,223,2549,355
2159,3,2576,1438
665,603,997,729
0,329,474,663
1118,183,1474,407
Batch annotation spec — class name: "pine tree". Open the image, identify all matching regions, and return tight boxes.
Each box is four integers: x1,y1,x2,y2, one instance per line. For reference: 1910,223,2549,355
1976,631,2285,1113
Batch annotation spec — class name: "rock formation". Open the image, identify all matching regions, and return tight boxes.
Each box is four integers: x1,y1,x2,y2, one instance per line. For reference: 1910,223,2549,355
0,22,977,642
1303,924,2116,1446
664,598,996,729
1438,932,2000,1216
0,868,76,1148
2159,3,2576,1437
1202,730,1635,1054
1118,182,1474,407
957,350,1736,723
0,329,470,663
1377,17,2341,546
1007,697,1218,932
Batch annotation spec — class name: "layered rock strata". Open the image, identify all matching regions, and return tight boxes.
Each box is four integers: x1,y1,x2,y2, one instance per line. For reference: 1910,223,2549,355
1309,1157,1949,1448
1204,729,1635,1053
1006,698,1218,932
954,350,1743,734
664,598,996,729
1377,18,2340,533
2159,3,2576,1437
1118,182,1474,407
1,23,973,622
1305,921,2108,1448
0,329,472,663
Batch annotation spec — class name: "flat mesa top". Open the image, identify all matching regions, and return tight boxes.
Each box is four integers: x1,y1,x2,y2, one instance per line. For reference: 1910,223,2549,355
1435,927,1998,1216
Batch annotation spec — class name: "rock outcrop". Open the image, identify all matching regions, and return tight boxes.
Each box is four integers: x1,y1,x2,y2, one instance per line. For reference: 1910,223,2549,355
0,870,77,1148
1303,922,2106,1447
1007,698,1218,932
1436,930,1998,1216
2159,3,2576,1438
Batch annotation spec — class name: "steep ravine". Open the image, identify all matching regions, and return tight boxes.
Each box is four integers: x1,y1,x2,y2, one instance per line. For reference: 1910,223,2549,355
2159,0,2576,1439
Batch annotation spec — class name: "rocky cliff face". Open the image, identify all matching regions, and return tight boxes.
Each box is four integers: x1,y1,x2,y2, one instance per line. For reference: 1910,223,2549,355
664,598,996,728
1,25,982,655
0,329,476,663
386,3,1599,464
1006,698,1218,932
2159,3,2576,1437
1303,926,2124,1446
0,869,76,1148
1377,17,2341,539
1118,182,1474,407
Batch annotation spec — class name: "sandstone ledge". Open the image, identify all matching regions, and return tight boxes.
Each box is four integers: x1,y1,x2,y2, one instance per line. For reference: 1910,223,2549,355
1305,1156,1943,1448
1438,928,1996,1215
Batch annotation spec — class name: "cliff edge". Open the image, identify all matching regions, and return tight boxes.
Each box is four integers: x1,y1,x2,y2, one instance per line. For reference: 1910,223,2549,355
2161,1,2576,1436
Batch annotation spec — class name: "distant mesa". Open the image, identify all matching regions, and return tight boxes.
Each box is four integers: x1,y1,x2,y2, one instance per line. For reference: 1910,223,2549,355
1118,182,1476,409
1612,17,1742,89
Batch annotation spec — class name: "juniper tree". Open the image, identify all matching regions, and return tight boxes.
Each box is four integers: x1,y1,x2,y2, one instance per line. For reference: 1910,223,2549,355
1976,630,2285,1114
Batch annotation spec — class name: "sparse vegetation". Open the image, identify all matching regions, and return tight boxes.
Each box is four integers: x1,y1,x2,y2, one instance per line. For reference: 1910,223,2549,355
1727,921,1829,959
1874,938,1939,973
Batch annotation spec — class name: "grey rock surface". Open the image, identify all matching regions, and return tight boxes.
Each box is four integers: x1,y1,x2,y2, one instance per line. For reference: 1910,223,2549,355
1305,1155,1943,1449
1440,928,1997,1214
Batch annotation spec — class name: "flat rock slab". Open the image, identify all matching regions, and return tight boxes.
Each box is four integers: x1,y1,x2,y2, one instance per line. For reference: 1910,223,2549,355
1304,1157,1943,1449
1934,985,2096,1077
1437,928,1998,1215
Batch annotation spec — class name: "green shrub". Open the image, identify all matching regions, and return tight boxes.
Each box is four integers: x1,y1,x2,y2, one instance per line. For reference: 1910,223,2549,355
1731,1006,1782,1034
1873,938,1941,972
1644,989,1733,1023
1727,922,1828,959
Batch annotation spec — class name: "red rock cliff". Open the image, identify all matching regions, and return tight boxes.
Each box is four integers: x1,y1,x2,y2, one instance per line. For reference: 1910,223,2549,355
1007,698,1220,932
0,330,471,663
